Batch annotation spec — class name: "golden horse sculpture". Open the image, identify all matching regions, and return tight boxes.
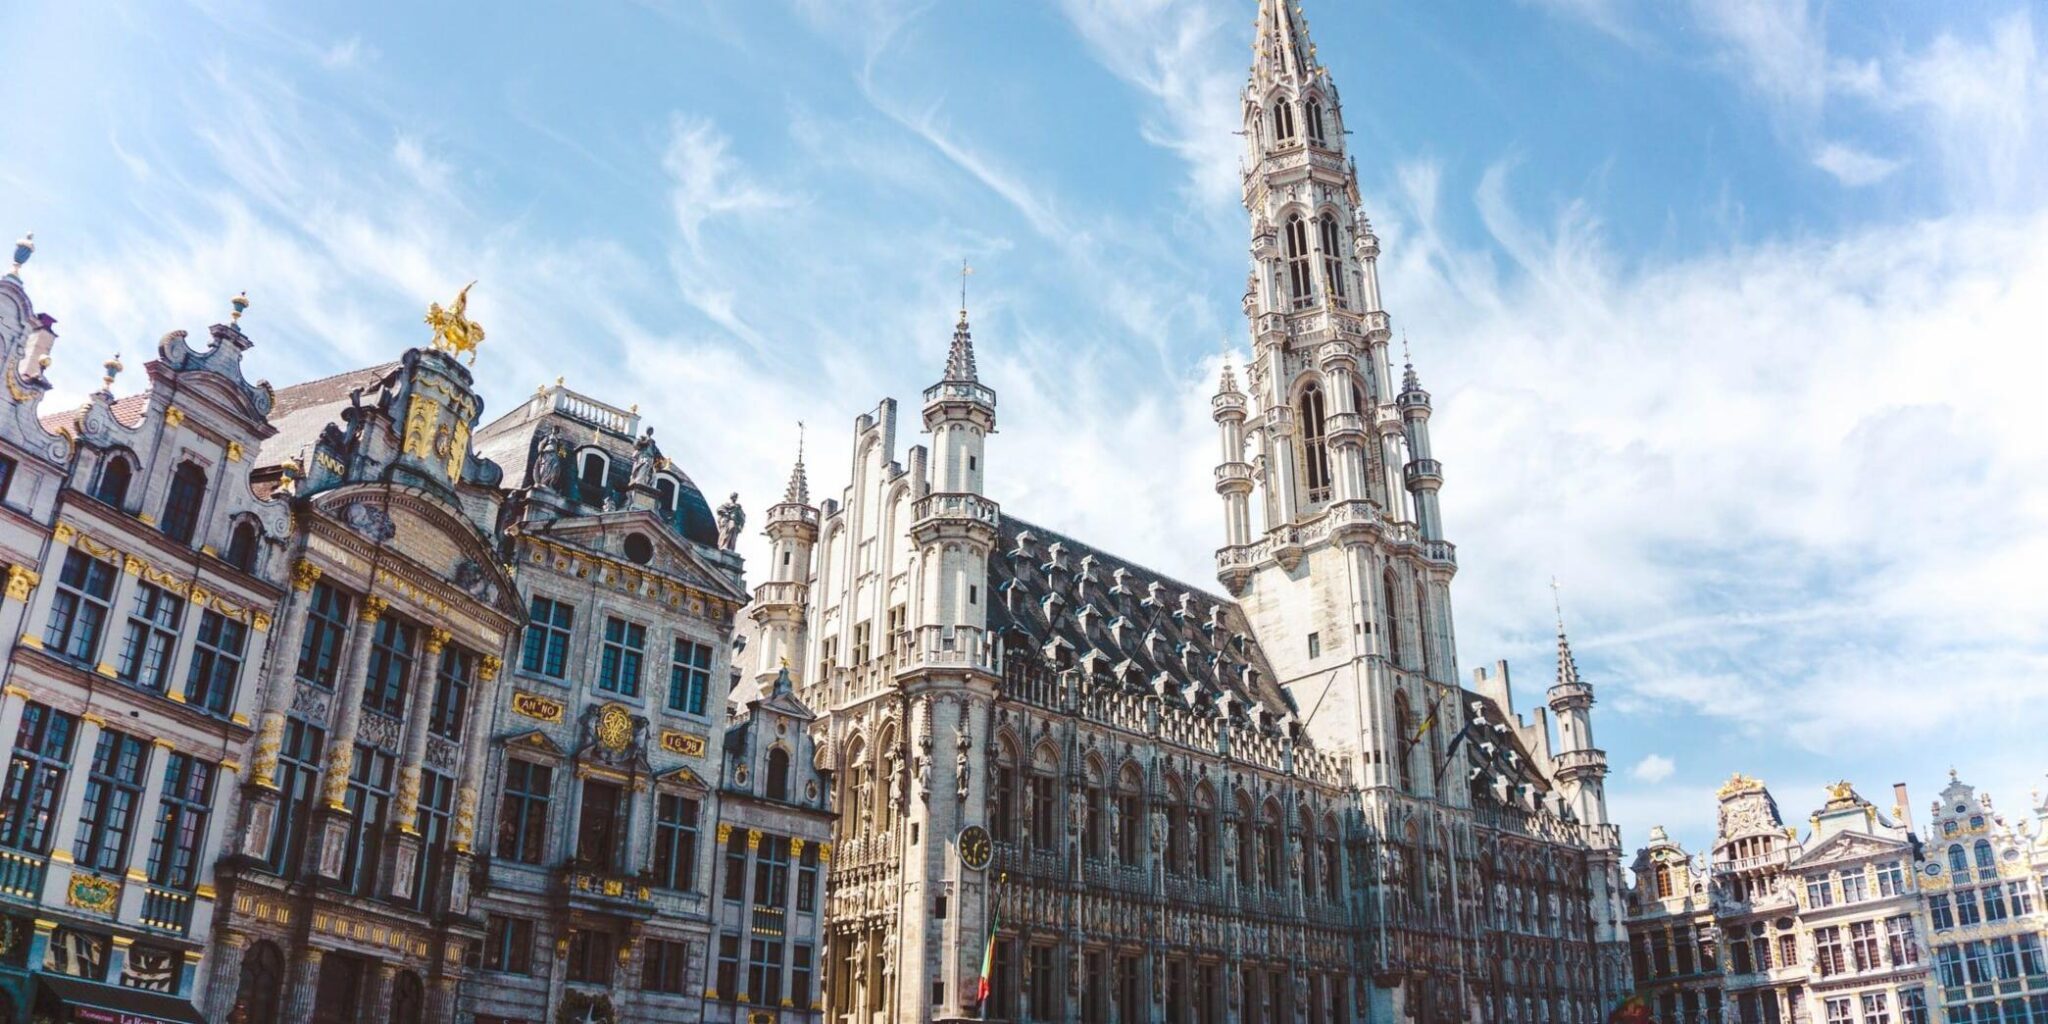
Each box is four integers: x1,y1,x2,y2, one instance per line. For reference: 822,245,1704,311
425,281,485,365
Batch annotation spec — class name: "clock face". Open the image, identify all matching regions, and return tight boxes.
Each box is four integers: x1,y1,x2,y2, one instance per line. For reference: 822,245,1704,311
959,825,994,870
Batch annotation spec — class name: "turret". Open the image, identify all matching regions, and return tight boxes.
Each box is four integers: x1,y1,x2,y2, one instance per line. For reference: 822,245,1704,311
750,436,818,690
1212,357,1254,563
1398,352,1446,543
1546,601,1610,831
913,307,1000,655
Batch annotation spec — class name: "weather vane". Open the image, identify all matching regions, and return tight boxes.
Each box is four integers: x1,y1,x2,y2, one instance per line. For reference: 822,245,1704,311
959,258,973,316
1551,575,1565,633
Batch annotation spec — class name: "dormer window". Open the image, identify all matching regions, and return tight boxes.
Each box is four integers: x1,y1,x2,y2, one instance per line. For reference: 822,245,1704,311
225,520,260,572
766,747,791,802
161,463,207,546
656,478,677,520
94,455,133,509
579,452,608,506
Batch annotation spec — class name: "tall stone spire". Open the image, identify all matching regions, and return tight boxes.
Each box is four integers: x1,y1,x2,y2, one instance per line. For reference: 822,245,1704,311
1252,0,1324,93
943,311,979,383
782,426,810,505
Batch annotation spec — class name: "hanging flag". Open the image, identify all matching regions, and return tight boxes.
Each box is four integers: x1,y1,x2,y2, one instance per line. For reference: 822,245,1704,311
978,874,1005,1015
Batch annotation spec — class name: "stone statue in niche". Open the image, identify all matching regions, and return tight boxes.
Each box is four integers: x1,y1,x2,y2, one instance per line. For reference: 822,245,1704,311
530,423,567,492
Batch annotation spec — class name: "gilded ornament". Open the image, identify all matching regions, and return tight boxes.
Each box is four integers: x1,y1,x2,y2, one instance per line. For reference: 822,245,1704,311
424,282,485,365
511,691,565,724
660,730,707,758
594,703,633,751
478,655,502,682
3,566,38,603
291,560,323,592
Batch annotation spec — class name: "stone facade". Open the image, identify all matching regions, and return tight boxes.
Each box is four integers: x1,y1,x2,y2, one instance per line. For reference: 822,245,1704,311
745,5,1633,1024
1627,772,2048,1024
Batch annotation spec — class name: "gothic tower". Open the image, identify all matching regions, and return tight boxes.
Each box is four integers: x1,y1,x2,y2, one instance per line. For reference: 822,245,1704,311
750,440,818,693
1218,0,1461,800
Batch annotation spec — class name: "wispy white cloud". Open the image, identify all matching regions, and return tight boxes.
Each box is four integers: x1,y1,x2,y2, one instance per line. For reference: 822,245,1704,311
1811,142,1901,185
662,115,799,250
1632,754,1677,784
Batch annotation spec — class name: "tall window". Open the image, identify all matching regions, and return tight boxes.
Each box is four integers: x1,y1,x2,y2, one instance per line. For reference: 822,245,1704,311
362,616,416,718
715,935,740,999
565,929,615,985
1899,989,1928,1024
147,754,215,891
754,834,790,908
796,842,819,913
495,760,552,865
45,549,118,664
428,646,473,741
1272,100,1296,141
1886,917,1919,966
265,718,324,877
1299,384,1331,503
115,582,185,693
748,938,785,1006
73,730,149,872
1975,840,1997,880
1,703,77,853
655,479,678,522
643,938,691,994
791,944,815,1008
1813,926,1845,976
651,794,700,891
1191,807,1215,881
295,582,353,688
183,610,247,717
1319,214,1347,303
1117,784,1142,867
1840,868,1870,903
1083,784,1105,859
576,779,623,869
339,745,394,895
520,596,573,678
159,463,206,545
483,914,534,974
224,521,260,572
598,617,646,696
766,747,791,801
1306,97,1327,143
668,639,712,715
993,758,1016,844
724,828,748,901
1028,773,1056,852
1849,920,1880,971
94,456,132,508
409,770,454,912
1381,570,1403,668
1261,815,1283,891
1393,691,1416,791
1285,215,1313,306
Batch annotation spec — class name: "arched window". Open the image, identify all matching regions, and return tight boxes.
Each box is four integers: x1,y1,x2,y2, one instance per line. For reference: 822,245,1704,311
993,742,1017,844
1116,765,1144,867
1947,844,1969,876
225,520,260,572
1235,794,1256,888
1260,806,1283,892
656,478,678,521
1273,100,1295,142
390,971,423,1024
234,941,285,1024
579,451,608,506
1285,215,1313,306
1654,864,1675,898
1393,690,1416,791
1306,97,1327,144
94,455,133,509
1973,839,1996,878
1319,214,1348,304
1298,384,1331,504
766,747,791,802
1381,570,1404,668
160,463,207,545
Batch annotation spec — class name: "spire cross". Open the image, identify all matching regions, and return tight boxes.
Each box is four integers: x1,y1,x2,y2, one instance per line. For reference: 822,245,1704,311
959,258,973,317
796,420,805,464
1551,576,1566,634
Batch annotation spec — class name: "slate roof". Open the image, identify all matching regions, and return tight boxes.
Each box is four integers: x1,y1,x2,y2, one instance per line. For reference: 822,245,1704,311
253,362,402,471
987,514,1297,725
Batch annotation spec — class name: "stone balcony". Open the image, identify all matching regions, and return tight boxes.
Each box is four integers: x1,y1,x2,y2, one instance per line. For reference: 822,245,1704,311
556,864,658,919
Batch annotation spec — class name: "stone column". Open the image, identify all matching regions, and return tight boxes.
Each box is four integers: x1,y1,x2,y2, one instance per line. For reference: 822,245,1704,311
40,713,106,904
280,946,324,1024
366,961,397,1023
446,653,504,904
312,595,386,882
387,627,450,901
200,928,248,1023
248,560,322,788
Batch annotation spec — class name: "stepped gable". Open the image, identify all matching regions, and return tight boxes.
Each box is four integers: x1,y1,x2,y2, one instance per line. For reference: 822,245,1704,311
985,512,1297,727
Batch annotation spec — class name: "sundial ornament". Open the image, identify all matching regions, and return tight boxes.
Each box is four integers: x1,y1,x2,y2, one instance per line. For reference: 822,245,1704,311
425,281,485,365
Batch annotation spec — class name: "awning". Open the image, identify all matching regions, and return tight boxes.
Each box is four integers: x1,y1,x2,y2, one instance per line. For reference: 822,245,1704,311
34,973,205,1024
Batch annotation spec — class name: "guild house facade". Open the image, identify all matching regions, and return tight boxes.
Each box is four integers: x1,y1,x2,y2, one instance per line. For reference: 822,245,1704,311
746,3,1635,1023
1627,772,2048,1024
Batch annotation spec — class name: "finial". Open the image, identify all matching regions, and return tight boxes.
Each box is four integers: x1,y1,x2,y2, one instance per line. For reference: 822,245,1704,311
100,354,123,393
555,376,565,387
10,232,32,275
959,257,974,321
796,420,805,464
229,291,250,324
1401,330,1412,370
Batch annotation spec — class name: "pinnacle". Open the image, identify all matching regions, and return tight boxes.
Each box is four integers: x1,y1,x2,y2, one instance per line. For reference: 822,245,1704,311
1253,0,1319,87
1555,627,1585,691
1216,353,1242,397
944,312,979,383
782,452,809,506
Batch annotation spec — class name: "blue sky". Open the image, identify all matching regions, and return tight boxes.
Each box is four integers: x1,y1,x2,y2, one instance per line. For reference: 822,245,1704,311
6,0,2046,855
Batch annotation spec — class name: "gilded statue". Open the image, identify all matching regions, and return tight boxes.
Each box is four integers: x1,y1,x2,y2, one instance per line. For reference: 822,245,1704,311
425,281,486,365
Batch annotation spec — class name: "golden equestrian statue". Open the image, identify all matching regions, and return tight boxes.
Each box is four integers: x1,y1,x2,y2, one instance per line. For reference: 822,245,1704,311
425,281,485,365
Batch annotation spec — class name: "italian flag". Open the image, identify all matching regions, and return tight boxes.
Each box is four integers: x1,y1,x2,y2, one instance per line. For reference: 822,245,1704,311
976,895,1001,1013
